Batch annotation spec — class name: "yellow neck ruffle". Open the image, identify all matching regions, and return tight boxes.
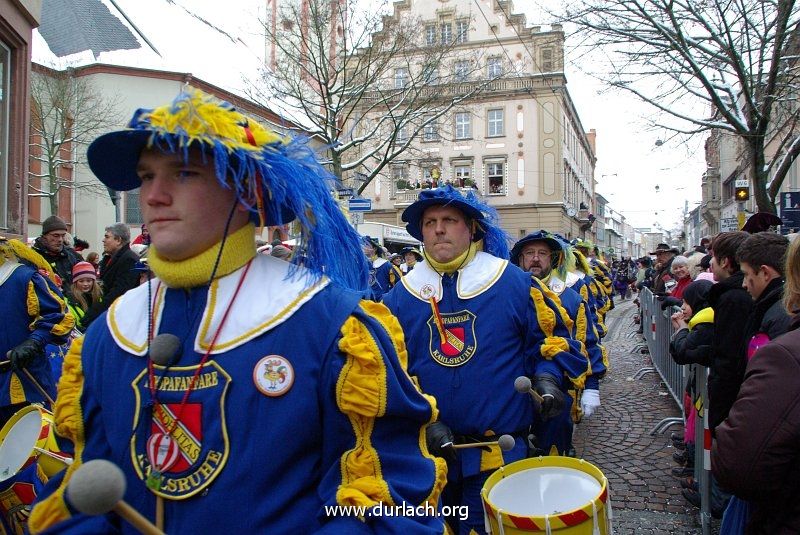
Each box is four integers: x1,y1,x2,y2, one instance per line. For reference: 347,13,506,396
425,241,478,274
148,223,257,288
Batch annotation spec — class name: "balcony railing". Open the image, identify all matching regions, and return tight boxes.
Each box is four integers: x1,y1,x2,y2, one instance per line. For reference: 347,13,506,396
392,186,480,206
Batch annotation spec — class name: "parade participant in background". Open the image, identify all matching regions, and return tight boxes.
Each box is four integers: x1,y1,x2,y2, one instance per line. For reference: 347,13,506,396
571,246,609,339
30,89,446,534
31,215,83,294
383,186,588,534
401,246,423,273
0,238,73,535
511,231,608,454
65,262,103,333
0,237,73,413
363,236,402,300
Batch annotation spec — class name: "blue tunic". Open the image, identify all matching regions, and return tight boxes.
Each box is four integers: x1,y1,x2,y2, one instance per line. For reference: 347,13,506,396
30,255,445,534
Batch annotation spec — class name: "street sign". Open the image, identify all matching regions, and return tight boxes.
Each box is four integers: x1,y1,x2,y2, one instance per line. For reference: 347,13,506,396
780,192,800,234
734,179,750,188
348,198,372,212
336,187,355,200
720,217,738,232
350,212,364,225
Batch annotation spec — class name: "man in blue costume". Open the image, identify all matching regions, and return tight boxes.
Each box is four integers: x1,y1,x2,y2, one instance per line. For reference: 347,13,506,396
30,90,446,534
0,237,74,410
362,236,402,300
382,186,589,534
511,231,608,454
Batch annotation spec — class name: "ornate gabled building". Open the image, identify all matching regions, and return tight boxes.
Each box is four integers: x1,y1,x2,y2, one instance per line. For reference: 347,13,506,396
348,0,597,243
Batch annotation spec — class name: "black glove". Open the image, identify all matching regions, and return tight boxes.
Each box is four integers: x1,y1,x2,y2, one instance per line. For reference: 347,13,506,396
7,338,45,371
425,421,456,462
659,296,682,310
532,375,565,420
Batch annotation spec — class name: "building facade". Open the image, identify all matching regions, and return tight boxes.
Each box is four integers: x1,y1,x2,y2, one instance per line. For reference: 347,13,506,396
0,0,40,239
349,0,598,243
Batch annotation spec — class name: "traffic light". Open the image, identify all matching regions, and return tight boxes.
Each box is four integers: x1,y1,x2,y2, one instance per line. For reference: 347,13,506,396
735,185,750,202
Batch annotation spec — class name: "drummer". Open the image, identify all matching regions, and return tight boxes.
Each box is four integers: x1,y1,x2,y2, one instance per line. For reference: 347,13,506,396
382,186,588,534
511,231,608,454
0,237,73,418
29,89,446,533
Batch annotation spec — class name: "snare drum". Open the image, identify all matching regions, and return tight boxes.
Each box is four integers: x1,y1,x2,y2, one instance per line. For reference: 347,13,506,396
0,404,71,481
481,456,611,534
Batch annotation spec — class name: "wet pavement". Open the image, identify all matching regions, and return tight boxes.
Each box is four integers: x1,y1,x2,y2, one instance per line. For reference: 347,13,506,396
573,298,718,534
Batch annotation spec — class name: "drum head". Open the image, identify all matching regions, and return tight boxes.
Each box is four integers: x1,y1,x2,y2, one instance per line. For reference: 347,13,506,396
0,409,43,481
488,466,602,516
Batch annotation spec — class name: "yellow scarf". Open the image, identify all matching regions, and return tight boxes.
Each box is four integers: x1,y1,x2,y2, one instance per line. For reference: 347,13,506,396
425,241,479,274
148,223,257,288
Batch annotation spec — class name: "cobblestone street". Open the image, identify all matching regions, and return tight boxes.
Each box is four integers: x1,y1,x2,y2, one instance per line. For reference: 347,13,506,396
574,298,716,534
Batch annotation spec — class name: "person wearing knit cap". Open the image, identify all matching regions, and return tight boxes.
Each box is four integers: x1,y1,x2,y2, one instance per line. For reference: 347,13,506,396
30,89,445,534
31,215,82,293
66,262,103,332
382,185,588,534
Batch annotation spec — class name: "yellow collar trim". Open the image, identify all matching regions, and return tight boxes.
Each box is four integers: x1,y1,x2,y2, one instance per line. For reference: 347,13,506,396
148,223,257,288
424,241,478,274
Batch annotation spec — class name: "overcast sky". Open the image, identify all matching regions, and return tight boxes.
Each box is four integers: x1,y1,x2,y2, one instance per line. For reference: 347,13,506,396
518,0,706,232
38,0,704,232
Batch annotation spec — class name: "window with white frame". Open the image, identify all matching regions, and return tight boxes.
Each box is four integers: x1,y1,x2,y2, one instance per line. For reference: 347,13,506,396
425,24,436,46
454,60,470,82
454,112,471,139
440,22,452,43
125,189,143,224
487,108,504,137
456,20,469,43
396,125,408,142
423,64,439,84
394,67,409,89
454,163,472,188
486,161,505,194
423,118,439,141
487,56,502,79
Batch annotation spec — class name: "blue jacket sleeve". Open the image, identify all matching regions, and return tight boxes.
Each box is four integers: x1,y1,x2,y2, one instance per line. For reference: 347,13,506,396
316,300,447,533
27,272,74,346
527,279,590,389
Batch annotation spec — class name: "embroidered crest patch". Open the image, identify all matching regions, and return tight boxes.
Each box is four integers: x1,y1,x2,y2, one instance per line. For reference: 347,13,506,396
130,361,231,500
427,309,478,367
253,355,294,397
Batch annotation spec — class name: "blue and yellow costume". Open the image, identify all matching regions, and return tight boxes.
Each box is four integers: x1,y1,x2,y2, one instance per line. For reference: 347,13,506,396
30,90,446,533
383,187,588,534
0,239,73,406
512,232,609,454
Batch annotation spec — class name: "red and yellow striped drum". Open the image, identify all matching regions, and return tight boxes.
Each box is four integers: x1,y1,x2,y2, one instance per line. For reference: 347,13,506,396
481,456,611,534
0,405,70,481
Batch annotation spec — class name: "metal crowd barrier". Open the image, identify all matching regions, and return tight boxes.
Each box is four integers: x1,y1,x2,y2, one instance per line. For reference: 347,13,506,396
637,287,712,535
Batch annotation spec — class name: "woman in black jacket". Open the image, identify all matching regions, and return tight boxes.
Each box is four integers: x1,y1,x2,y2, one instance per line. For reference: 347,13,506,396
670,279,714,366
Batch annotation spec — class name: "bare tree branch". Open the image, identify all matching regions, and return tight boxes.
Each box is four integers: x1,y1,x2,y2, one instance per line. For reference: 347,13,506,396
560,0,800,213
29,67,122,216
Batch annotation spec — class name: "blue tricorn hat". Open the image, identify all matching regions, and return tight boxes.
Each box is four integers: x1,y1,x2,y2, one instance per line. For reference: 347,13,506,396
87,89,368,292
401,185,510,258
510,230,563,266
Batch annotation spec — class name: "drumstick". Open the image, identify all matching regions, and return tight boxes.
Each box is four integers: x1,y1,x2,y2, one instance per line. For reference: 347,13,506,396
451,435,515,451
21,369,56,406
67,459,165,535
33,447,72,466
514,376,545,403
156,496,164,532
